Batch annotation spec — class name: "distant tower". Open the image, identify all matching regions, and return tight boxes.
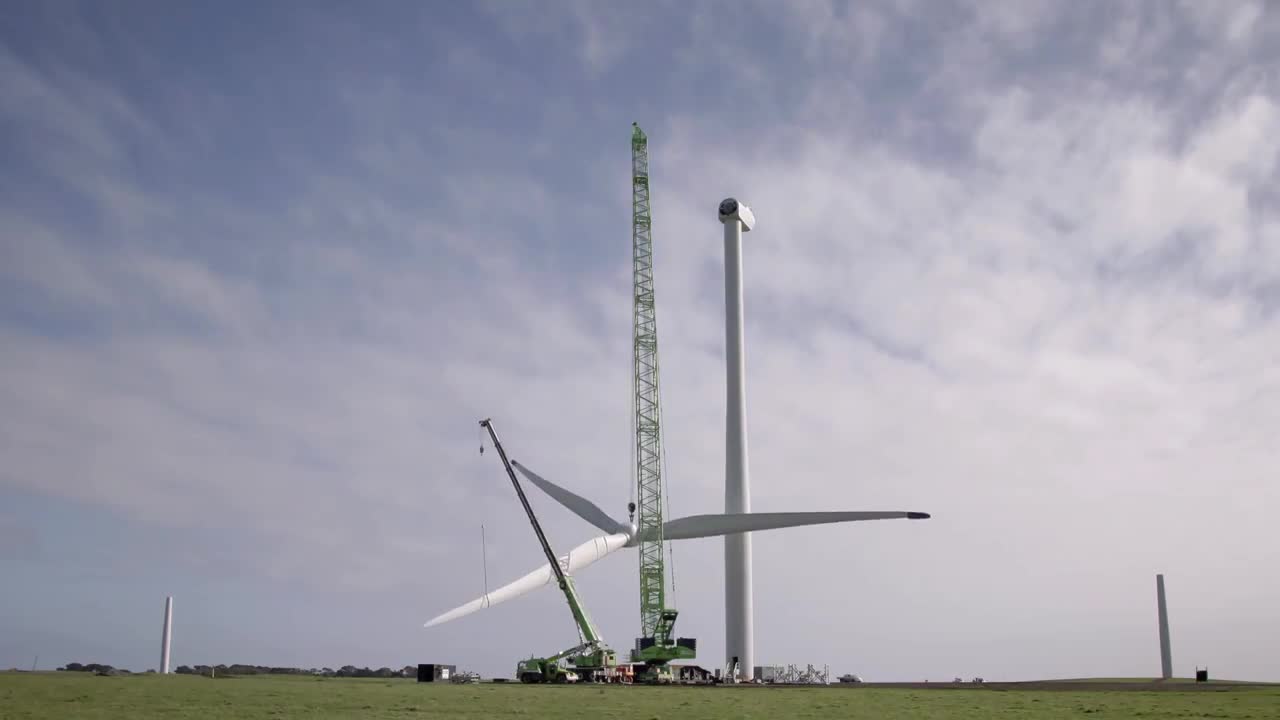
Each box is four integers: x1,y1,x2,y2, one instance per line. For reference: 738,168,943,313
161,596,173,674
1156,575,1172,679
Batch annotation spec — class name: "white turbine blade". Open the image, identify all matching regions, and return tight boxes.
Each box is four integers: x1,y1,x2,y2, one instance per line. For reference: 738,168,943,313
658,511,930,540
511,460,625,534
424,532,629,628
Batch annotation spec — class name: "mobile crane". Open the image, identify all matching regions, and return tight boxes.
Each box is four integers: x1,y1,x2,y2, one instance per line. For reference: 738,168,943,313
628,123,696,682
479,418,622,683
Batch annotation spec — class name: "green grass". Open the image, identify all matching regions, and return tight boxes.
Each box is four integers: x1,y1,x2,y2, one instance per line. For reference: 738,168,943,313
3,672,1277,719
1033,677,1264,684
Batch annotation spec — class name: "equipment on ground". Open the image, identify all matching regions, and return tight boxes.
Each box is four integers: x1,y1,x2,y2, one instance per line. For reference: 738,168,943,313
756,663,830,684
720,656,741,684
449,670,480,684
416,664,455,682
479,418,621,684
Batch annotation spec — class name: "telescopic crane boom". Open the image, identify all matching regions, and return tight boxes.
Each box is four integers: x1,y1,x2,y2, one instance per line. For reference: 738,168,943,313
481,418,603,645
480,418,618,682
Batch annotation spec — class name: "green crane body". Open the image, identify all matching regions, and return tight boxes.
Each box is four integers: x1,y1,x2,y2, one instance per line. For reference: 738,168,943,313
480,419,619,684
481,125,696,685
630,123,696,676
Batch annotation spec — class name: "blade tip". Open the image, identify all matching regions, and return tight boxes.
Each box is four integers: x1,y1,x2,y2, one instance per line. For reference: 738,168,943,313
907,512,931,520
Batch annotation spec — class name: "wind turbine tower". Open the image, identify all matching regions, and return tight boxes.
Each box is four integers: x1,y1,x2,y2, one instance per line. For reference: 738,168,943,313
1156,574,1172,680
160,596,173,674
719,197,756,678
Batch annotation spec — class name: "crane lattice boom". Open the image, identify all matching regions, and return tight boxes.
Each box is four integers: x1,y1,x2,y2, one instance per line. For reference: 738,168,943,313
631,123,666,642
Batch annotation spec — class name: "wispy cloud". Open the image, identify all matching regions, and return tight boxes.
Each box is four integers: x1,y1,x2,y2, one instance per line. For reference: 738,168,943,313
2,0,1278,680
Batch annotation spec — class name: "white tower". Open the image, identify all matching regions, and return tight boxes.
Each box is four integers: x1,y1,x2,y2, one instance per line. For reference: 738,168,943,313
1156,574,1172,679
719,197,755,679
161,596,173,674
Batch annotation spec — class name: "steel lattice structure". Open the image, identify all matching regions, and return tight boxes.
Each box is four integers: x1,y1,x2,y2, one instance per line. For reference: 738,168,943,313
631,123,666,641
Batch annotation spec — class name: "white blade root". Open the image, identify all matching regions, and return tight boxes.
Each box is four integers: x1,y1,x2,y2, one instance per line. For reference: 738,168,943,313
512,460,626,534
424,532,628,628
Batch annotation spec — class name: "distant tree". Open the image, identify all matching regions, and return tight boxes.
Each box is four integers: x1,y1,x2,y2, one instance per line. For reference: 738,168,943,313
60,660,421,679
70,664,114,674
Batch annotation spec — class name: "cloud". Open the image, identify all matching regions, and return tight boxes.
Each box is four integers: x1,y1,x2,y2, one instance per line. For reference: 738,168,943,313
477,0,678,76
0,515,40,560
2,0,1279,680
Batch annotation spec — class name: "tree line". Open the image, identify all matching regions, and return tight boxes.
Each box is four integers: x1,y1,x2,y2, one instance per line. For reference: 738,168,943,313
175,665,419,678
58,663,131,674
58,663,420,678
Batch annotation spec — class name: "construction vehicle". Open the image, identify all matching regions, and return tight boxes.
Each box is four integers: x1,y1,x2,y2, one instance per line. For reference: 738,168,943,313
479,418,622,684
516,654,580,684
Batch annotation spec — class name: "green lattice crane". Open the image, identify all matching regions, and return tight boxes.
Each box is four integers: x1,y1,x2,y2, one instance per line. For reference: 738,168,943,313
629,123,696,675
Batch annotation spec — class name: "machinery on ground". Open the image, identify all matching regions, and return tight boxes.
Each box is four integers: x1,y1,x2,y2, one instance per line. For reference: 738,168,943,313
479,418,622,684
449,670,480,684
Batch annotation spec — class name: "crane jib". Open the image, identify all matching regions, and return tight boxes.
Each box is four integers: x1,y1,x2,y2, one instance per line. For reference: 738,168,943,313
479,419,568,590
479,418,603,647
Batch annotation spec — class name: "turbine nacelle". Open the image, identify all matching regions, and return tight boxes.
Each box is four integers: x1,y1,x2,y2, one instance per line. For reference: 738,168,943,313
718,197,755,231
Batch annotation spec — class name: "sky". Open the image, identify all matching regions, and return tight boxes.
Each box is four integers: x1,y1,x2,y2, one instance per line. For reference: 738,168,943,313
2,0,1278,682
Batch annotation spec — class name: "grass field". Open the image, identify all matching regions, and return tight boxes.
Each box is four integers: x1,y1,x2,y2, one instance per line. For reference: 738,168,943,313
3,672,1277,719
